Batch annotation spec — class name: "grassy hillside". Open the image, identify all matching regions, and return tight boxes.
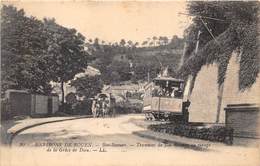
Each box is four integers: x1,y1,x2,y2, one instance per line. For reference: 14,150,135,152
91,38,184,84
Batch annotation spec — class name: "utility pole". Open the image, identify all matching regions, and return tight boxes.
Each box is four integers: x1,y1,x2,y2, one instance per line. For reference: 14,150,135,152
147,68,150,83
179,12,225,123
195,30,202,54
178,42,187,69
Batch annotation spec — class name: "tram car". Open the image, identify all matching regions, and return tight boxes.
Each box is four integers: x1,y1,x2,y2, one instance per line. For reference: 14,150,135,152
143,76,190,123
92,93,116,118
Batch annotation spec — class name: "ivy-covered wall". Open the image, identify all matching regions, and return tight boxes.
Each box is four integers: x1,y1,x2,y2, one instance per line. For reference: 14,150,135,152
220,53,260,117
179,2,259,92
189,51,260,123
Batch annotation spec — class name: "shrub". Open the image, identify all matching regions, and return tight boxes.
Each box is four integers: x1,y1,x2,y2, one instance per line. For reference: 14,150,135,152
148,123,234,145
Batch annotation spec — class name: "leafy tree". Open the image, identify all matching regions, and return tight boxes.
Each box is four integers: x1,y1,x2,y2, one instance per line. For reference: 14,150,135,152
120,39,126,47
70,75,103,115
169,35,184,49
1,5,52,94
43,19,88,106
110,71,121,84
70,75,103,99
152,36,158,46
162,37,169,45
107,60,131,82
142,41,148,47
127,40,133,47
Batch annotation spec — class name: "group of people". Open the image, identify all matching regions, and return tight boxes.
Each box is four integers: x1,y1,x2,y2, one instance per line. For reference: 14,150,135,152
152,86,183,98
91,98,110,118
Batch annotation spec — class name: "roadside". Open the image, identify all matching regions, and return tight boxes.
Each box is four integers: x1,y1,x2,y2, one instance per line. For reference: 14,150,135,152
1,115,91,145
129,117,260,151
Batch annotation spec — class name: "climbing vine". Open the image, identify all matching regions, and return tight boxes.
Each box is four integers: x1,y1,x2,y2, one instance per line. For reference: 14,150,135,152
178,2,259,91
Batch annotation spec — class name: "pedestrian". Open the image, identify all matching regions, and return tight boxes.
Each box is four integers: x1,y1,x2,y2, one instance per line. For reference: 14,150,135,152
92,99,97,118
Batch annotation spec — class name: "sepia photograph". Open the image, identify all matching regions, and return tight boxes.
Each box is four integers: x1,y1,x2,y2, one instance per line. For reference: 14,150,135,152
0,1,260,166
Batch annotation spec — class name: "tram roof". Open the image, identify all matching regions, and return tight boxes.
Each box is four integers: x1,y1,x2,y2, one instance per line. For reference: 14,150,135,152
153,77,184,83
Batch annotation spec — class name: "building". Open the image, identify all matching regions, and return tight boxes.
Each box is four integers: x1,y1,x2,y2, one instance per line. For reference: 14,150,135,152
2,89,59,119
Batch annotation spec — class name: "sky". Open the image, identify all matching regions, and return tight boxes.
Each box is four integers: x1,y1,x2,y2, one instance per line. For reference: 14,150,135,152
4,0,192,43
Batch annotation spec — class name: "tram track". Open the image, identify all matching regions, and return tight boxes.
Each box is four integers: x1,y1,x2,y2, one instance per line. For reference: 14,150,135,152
8,115,92,146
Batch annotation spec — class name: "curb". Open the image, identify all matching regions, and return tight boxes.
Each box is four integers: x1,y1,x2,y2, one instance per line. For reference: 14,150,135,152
133,131,214,151
8,115,92,146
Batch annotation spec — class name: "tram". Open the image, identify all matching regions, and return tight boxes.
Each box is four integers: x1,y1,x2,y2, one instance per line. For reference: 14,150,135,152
143,76,190,123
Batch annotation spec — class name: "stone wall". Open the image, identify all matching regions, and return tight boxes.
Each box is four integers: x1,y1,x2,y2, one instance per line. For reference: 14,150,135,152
221,54,260,122
188,63,219,123
189,51,260,123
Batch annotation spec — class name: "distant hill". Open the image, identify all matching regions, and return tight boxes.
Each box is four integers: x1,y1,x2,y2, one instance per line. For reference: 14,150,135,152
90,37,184,84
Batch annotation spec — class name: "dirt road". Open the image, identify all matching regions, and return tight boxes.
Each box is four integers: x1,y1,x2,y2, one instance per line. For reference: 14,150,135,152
2,114,259,166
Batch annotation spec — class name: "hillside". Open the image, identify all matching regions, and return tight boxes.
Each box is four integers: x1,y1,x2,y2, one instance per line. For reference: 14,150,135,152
90,39,185,84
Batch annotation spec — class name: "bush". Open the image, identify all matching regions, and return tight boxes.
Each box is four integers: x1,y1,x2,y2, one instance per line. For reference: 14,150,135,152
115,100,143,114
73,100,93,115
148,123,234,145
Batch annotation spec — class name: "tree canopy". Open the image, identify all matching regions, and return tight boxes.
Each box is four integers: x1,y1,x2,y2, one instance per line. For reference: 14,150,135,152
1,5,89,97
1,5,51,94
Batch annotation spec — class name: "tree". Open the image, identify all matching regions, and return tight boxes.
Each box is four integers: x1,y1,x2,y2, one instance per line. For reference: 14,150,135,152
43,19,88,107
110,71,121,84
152,36,158,46
162,37,169,45
142,41,148,47
134,42,139,47
158,36,164,46
70,75,103,114
127,40,133,47
107,60,131,82
120,39,126,47
70,75,103,99
88,39,93,44
1,5,52,94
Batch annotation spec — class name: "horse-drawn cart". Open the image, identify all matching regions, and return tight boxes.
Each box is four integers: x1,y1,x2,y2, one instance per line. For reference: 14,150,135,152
92,93,116,118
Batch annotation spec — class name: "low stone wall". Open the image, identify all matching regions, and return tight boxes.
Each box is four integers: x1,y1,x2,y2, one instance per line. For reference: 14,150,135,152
225,104,260,138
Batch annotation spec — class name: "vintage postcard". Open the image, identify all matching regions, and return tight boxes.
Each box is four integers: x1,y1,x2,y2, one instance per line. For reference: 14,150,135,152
1,1,260,166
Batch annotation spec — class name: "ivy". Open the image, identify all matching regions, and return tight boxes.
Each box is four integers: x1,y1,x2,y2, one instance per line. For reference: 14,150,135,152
178,2,259,90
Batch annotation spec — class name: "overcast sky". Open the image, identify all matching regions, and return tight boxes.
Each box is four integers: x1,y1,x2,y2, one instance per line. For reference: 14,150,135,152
5,1,192,43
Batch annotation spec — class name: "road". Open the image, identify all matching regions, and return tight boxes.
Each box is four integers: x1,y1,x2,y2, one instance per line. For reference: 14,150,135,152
12,114,158,151
3,114,259,166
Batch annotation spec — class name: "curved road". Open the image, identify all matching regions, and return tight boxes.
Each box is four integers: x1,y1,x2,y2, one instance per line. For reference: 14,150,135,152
7,114,259,166
12,114,157,150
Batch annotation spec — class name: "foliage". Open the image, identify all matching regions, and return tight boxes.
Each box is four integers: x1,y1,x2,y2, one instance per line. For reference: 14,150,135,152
183,1,230,61
1,5,89,99
1,5,52,94
70,75,103,99
43,18,89,104
148,123,234,145
179,1,259,90
107,60,132,83
69,75,103,114
115,100,143,114
89,35,184,84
